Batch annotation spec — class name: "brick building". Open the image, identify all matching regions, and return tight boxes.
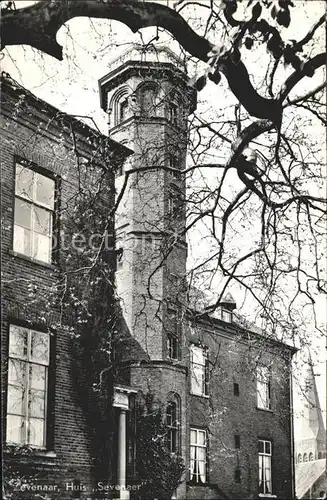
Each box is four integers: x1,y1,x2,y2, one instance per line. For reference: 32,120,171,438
98,46,297,500
2,44,297,500
1,72,130,498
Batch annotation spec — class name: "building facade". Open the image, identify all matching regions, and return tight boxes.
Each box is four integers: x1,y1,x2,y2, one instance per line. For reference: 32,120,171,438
2,45,297,500
1,72,130,499
98,46,297,500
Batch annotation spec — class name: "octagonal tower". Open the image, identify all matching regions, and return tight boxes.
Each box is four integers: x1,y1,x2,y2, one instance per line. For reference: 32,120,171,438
99,45,196,361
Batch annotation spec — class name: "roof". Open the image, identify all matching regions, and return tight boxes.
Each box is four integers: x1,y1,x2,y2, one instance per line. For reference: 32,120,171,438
187,286,297,354
1,71,133,159
296,459,326,498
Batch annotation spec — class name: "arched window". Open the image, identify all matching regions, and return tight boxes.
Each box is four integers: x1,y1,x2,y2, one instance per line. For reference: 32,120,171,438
108,85,130,127
309,452,314,461
137,82,158,117
303,453,308,462
166,394,180,453
298,453,302,463
318,452,322,459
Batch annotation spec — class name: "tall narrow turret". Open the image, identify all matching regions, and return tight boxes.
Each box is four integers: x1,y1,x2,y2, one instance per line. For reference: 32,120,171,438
99,45,196,360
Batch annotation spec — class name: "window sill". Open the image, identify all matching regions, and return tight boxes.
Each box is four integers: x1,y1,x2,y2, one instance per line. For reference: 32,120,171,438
190,392,209,399
256,406,273,413
258,494,277,498
4,446,57,458
8,250,58,270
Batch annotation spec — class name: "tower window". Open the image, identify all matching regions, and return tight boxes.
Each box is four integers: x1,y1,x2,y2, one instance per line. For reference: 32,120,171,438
233,382,240,396
166,396,180,453
168,154,181,179
167,309,181,360
119,98,129,122
139,85,157,116
234,468,241,483
168,103,178,125
235,434,240,449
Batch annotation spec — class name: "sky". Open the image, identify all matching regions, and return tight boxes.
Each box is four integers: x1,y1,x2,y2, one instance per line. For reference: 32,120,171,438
2,0,326,434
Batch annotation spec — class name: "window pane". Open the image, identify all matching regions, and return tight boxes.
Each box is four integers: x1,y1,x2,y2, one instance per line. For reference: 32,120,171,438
15,198,32,228
258,440,264,453
35,173,54,209
192,364,204,395
9,325,28,358
191,346,205,365
6,414,24,444
28,418,45,447
30,331,49,364
7,385,25,415
190,430,197,444
30,364,46,391
33,234,51,263
33,207,51,235
13,225,32,257
8,359,26,387
15,164,34,201
198,430,206,446
265,441,271,454
29,389,46,418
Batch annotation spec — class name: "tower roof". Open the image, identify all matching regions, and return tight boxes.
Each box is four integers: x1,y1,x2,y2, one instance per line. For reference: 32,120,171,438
299,353,326,443
98,44,196,113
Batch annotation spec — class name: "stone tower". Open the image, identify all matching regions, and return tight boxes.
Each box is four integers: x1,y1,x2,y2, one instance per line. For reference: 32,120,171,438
99,45,196,361
295,355,326,463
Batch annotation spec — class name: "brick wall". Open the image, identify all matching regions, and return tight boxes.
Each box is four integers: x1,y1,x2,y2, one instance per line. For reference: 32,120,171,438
1,77,127,499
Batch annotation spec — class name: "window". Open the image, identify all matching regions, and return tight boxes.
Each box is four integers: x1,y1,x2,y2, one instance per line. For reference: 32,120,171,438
116,247,124,270
168,196,176,216
235,468,241,483
219,307,232,323
233,382,240,396
6,324,50,448
303,453,308,462
190,345,209,396
309,452,314,461
168,103,178,125
168,154,181,180
166,396,180,453
257,365,271,410
235,434,240,449
139,85,157,116
298,453,302,463
14,163,55,263
258,440,272,495
167,309,181,360
190,428,207,483
119,98,129,122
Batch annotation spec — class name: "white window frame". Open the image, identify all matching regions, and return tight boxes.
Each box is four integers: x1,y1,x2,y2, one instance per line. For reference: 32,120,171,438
190,345,209,397
190,428,207,484
6,324,50,448
220,308,232,323
14,163,55,264
258,439,272,495
257,365,271,410
166,397,180,453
